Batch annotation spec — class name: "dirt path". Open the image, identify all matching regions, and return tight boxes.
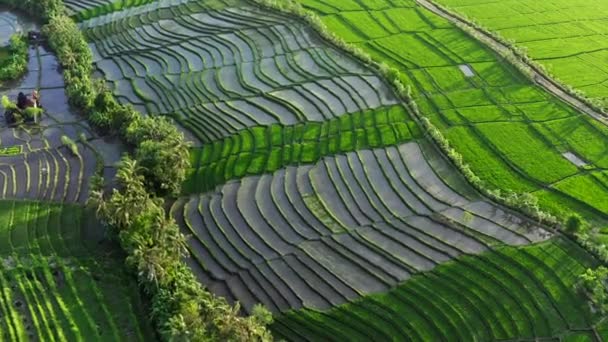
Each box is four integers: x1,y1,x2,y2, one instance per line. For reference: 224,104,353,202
416,0,608,126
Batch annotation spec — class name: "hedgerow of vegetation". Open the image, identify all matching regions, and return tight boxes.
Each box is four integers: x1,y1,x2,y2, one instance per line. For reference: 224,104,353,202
0,34,28,81
91,157,273,340
41,9,187,196
0,0,273,340
252,0,608,265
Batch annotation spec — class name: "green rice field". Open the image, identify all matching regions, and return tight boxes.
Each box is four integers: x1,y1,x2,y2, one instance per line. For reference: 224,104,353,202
433,0,608,103
0,200,153,341
298,0,608,228
0,7,151,340
7,0,608,340
274,237,604,341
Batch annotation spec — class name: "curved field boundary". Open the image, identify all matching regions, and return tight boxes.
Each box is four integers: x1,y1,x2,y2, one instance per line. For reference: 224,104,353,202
184,105,420,193
64,0,113,16
172,140,551,313
68,0,158,21
416,0,608,126
0,45,108,203
0,200,154,341
273,237,601,341
79,0,399,144
292,0,608,228
0,9,153,340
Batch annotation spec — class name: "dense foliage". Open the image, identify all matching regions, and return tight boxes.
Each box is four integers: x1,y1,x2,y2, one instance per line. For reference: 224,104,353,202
91,157,273,341
0,35,28,81
578,267,608,314
1,0,273,340
0,0,62,20
42,10,188,196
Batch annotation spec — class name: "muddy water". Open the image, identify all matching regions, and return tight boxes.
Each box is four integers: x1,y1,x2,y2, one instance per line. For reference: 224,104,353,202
0,10,36,46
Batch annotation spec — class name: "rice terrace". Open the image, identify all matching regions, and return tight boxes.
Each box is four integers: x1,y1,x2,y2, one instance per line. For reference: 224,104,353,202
0,0,607,341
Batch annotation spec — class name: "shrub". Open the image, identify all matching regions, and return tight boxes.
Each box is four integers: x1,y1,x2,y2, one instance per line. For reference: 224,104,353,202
0,34,28,81
90,157,273,340
566,214,587,233
125,116,190,195
578,267,608,314
14,0,271,339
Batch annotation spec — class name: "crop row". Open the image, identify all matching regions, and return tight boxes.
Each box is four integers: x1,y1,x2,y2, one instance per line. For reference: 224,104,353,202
0,260,143,341
0,200,152,341
79,0,398,142
184,105,419,193
64,0,114,15
434,0,608,103
0,200,100,256
303,1,608,225
0,145,96,203
172,141,550,313
68,0,161,21
0,45,105,203
273,237,599,341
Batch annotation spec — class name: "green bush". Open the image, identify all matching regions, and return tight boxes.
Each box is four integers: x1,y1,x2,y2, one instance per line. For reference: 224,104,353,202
0,34,28,81
17,0,272,339
578,267,608,314
90,157,273,341
566,214,588,233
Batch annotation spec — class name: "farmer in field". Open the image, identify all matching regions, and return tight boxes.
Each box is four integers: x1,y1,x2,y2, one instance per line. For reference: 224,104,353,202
16,91,39,110
32,90,40,108
16,92,27,109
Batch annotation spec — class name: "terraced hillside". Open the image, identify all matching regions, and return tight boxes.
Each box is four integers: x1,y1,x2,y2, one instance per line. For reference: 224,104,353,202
71,0,571,313
297,0,608,227
77,0,409,191
68,0,608,341
0,9,152,341
82,0,396,140
432,0,608,104
173,138,551,313
64,0,112,15
275,237,604,341
0,200,153,340
0,44,123,203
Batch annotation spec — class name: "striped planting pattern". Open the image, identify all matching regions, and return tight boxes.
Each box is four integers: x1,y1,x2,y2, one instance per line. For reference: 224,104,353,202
0,46,104,203
0,201,153,341
172,141,551,313
79,0,398,142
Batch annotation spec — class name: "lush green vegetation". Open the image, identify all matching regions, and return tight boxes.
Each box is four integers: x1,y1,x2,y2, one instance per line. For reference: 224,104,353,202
274,237,603,341
0,200,153,340
66,0,158,21
0,34,28,81
57,1,608,342
91,157,273,341
434,0,608,109
293,0,608,232
185,105,420,193
3,0,273,340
